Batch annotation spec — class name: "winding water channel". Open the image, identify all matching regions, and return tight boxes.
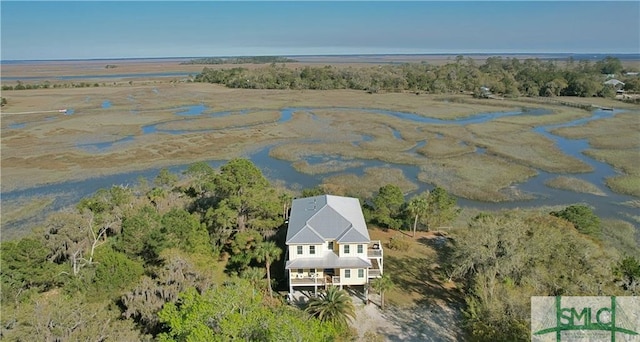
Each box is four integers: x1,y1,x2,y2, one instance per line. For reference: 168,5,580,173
2,105,637,233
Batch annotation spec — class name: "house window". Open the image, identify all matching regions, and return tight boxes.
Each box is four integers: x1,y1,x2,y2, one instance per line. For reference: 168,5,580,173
297,246,303,255
358,269,364,278
309,245,315,255
328,241,334,250
344,245,350,254
345,269,351,278
357,244,363,253
297,269,303,274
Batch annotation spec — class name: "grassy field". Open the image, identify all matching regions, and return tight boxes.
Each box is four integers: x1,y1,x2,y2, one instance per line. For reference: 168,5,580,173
368,228,462,308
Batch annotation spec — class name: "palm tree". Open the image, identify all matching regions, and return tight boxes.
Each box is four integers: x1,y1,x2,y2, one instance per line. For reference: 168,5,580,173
305,287,356,327
371,274,394,310
406,192,429,237
253,241,282,298
241,267,266,289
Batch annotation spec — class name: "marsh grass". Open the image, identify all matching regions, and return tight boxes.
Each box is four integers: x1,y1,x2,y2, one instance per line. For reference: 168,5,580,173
418,153,538,201
605,175,640,197
544,176,606,196
416,137,476,158
156,110,281,131
291,159,365,175
468,125,592,173
320,167,418,199
0,196,55,240
0,83,617,201
584,149,639,176
551,112,640,149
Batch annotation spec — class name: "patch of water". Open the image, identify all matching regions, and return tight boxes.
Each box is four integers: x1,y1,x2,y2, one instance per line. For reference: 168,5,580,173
391,128,402,140
77,136,135,152
406,140,427,154
176,104,207,116
8,123,27,129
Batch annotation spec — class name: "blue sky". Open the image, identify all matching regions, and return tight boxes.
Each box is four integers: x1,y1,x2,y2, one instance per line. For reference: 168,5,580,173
1,1,639,60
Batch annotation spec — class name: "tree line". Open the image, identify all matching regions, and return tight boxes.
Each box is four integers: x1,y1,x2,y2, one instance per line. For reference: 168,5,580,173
180,56,298,65
1,159,638,340
194,56,640,97
0,159,451,340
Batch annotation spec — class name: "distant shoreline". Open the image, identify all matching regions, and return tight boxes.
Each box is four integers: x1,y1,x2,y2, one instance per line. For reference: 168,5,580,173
2,53,640,64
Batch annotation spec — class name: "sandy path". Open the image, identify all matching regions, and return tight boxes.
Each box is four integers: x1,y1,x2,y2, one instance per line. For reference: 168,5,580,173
352,294,465,341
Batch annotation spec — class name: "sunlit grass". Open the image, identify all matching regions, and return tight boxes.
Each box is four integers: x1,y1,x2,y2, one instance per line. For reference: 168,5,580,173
605,175,640,197
320,167,418,199
467,123,592,173
419,153,538,202
1,196,55,241
551,112,640,149
544,176,606,196
585,149,639,176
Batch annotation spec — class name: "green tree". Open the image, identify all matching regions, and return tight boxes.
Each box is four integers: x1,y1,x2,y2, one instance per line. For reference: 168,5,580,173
613,256,640,295
182,161,215,198
453,211,614,341
1,238,63,302
161,208,211,254
214,159,281,231
158,280,336,341
550,204,601,238
405,192,430,237
115,205,161,259
89,246,144,298
226,230,263,274
301,186,325,197
121,251,212,334
253,241,282,298
371,184,405,229
305,286,356,327
425,186,459,229
155,168,179,188
370,274,395,310
1,293,143,341
596,56,623,75
240,267,266,293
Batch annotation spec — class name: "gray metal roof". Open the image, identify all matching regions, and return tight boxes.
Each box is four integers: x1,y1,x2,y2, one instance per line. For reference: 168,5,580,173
604,79,625,86
285,251,372,269
286,195,370,244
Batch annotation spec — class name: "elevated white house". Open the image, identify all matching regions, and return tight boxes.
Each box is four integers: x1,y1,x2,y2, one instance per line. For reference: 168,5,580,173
285,195,383,298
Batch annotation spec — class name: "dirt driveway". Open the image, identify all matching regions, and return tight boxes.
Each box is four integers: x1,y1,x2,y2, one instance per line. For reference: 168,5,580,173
352,293,465,341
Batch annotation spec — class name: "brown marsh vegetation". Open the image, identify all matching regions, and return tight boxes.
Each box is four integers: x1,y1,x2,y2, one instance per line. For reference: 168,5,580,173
2,67,638,203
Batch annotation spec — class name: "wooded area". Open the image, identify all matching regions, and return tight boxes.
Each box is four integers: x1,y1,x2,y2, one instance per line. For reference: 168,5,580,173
194,56,639,99
2,159,638,340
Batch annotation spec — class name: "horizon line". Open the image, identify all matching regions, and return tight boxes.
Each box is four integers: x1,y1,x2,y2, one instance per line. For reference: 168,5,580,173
3,52,640,63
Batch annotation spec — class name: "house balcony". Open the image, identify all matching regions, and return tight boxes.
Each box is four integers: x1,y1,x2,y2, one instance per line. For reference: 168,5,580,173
368,269,381,278
290,275,341,286
368,240,383,258
368,258,383,278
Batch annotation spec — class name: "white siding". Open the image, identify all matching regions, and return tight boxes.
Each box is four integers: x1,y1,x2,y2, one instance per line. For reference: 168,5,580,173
339,268,368,285
338,243,366,257
288,243,326,260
